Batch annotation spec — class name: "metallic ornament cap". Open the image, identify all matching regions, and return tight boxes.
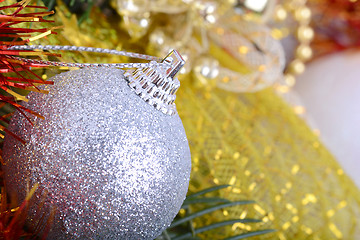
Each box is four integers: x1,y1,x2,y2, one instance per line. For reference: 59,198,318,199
124,50,185,116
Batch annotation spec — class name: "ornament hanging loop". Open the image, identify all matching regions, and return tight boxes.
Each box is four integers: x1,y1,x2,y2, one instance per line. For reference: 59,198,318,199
162,50,185,79
8,45,186,115
125,50,185,116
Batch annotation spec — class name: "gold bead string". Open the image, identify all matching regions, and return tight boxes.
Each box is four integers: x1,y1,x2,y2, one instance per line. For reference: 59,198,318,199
273,0,314,100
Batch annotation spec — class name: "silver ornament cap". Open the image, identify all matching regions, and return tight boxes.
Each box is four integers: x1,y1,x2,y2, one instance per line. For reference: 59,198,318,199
125,50,185,115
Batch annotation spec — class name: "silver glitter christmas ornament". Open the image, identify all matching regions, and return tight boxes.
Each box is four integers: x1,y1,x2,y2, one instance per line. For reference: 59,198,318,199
3,50,191,239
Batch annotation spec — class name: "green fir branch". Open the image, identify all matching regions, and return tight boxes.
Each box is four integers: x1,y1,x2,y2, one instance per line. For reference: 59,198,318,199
157,185,275,240
186,184,231,199
182,197,231,206
169,201,255,228
172,219,262,240
223,229,277,240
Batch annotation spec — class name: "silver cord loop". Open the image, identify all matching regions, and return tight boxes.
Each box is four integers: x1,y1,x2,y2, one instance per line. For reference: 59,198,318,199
11,56,161,69
8,45,185,116
8,45,164,69
9,45,161,62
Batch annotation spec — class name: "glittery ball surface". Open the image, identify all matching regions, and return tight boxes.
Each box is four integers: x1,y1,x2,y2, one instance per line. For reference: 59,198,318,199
3,68,191,239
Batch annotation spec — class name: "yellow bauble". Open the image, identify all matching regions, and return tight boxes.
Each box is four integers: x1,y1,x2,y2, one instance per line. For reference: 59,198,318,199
177,80,360,239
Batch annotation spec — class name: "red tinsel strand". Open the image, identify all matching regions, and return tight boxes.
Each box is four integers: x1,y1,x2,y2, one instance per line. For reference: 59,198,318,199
0,0,57,144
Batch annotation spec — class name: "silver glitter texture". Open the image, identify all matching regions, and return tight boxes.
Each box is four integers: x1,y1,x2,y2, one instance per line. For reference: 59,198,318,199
3,68,191,239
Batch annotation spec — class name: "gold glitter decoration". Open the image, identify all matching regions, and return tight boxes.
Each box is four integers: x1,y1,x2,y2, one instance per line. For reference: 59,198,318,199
113,0,286,93
177,79,360,239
